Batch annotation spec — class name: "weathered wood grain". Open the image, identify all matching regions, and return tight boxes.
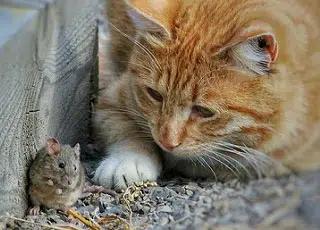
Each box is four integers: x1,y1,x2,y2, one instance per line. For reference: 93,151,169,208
0,0,98,218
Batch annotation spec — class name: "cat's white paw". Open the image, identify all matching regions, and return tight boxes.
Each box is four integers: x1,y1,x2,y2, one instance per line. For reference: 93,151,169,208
93,152,161,189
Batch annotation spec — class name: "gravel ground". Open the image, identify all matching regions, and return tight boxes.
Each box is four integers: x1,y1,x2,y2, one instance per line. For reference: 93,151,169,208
3,165,320,230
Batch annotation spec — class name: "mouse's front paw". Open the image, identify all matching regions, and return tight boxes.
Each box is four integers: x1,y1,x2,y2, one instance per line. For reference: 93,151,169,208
55,188,63,195
93,152,161,189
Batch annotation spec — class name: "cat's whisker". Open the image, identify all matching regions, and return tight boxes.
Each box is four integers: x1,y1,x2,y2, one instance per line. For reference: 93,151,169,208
219,147,264,178
189,156,198,177
121,108,149,120
199,148,242,179
213,141,274,178
232,144,273,171
215,150,253,179
103,108,149,122
238,143,270,177
124,136,154,143
195,155,218,181
98,115,150,130
205,153,240,179
213,151,246,179
183,151,201,178
193,155,205,168
108,22,162,71
198,142,266,179
215,145,259,177
125,121,150,129
127,131,152,137
194,145,234,170
120,130,153,137
126,61,154,72
136,128,151,134
197,144,248,179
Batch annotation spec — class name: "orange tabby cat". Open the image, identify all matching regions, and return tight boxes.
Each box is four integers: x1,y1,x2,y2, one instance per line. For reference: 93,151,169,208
93,0,320,189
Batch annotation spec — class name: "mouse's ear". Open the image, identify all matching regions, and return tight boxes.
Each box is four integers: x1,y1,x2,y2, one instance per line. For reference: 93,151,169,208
73,143,81,157
46,138,61,156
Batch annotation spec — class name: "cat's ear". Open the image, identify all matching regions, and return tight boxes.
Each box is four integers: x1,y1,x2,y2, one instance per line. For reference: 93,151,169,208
73,143,81,157
124,0,177,39
228,33,278,75
46,138,61,156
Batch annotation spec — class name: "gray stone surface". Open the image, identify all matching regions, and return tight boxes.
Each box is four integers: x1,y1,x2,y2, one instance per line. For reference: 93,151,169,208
0,0,98,218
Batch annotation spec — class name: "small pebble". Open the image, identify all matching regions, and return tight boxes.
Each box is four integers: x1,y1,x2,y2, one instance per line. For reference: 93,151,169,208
186,190,194,196
157,205,173,213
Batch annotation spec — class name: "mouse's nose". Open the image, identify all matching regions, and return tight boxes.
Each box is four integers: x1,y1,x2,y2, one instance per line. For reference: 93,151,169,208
64,175,72,185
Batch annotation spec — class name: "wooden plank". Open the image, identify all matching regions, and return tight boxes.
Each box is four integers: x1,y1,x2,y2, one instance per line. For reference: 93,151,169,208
0,0,98,218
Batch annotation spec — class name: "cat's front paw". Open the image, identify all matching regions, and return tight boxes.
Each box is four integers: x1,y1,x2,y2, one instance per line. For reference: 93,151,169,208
93,152,161,189
28,205,40,216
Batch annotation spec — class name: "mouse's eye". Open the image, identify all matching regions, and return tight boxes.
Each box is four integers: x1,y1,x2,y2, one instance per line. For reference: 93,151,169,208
59,162,65,169
74,165,77,171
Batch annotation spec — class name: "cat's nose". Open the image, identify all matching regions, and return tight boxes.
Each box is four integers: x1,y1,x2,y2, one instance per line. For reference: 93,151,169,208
159,139,181,151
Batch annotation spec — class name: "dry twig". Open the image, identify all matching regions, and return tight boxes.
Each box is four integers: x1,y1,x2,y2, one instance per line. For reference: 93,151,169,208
67,209,101,230
120,181,158,229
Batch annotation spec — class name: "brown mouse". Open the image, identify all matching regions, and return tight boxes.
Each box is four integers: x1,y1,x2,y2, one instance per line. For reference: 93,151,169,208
28,138,85,215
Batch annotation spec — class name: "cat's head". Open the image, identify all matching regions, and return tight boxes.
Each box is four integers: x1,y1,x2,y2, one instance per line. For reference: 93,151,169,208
123,0,284,174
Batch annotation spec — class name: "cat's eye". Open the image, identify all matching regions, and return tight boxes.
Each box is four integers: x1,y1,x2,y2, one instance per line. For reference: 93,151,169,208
59,162,65,169
147,87,163,102
191,105,215,118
